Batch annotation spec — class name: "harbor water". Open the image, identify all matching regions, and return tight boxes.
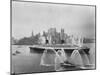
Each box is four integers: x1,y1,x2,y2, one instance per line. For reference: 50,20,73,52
11,43,95,74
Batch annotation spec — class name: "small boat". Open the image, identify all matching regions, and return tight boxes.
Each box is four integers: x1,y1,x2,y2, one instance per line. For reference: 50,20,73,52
12,53,16,56
15,50,20,54
12,50,21,56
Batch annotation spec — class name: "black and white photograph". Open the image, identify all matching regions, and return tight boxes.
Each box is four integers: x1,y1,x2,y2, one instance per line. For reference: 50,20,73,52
11,0,96,74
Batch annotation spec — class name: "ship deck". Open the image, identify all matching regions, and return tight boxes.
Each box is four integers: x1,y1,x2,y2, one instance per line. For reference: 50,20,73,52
29,44,88,50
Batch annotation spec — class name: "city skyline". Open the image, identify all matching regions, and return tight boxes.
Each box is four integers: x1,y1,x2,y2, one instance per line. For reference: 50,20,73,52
12,28,95,40
12,1,95,39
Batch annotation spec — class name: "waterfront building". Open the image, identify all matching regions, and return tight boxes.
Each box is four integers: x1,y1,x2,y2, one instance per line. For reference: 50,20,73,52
60,28,67,44
39,36,46,44
47,28,57,44
12,37,18,45
31,31,34,38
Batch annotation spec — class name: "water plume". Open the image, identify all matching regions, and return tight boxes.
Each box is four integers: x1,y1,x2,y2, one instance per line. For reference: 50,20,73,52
69,50,83,66
79,50,90,66
40,49,56,66
55,49,67,71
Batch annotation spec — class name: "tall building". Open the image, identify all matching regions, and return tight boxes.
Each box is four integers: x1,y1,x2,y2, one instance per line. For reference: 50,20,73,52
47,28,57,44
48,28,56,36
60,28,65,40
60,28,67,44
31,30,34,38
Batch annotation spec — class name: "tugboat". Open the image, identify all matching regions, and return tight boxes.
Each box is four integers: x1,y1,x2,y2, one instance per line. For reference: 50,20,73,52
12,50,21,56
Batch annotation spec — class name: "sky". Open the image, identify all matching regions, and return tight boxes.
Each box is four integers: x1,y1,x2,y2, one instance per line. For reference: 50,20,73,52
12,1,95,39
